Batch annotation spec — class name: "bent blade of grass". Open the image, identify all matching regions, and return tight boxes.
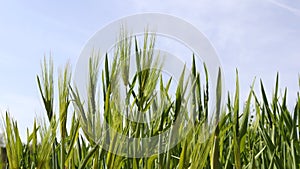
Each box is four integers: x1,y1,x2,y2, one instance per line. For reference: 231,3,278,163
78,145,99,169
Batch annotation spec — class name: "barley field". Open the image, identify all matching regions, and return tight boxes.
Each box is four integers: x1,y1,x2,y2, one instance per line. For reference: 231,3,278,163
0,33,299,169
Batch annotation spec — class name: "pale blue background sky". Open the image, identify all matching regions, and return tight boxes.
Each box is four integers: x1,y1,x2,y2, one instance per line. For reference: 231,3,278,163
0,0,299,138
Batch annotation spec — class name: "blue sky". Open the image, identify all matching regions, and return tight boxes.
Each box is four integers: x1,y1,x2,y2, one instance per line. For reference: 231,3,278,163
0,0,299,138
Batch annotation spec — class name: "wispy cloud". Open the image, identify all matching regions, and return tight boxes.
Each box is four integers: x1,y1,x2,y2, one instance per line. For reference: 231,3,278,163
267,0,300,16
